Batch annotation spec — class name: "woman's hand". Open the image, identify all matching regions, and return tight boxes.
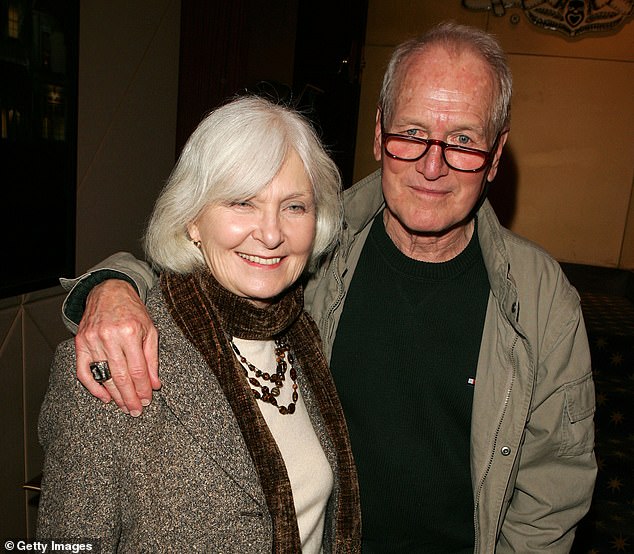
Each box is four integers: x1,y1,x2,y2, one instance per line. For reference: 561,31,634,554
75,279,160,416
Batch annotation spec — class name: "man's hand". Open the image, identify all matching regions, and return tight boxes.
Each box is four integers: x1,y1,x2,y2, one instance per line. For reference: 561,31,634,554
75,279,160,416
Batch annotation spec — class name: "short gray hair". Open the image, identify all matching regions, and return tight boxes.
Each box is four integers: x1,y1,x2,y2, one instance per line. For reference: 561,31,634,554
379,21,512,140
144,96,343,273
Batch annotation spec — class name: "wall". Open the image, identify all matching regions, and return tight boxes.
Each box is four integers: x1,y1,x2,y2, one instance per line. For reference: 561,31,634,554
0,0,180,538
76,0,180,271
353,0,634,269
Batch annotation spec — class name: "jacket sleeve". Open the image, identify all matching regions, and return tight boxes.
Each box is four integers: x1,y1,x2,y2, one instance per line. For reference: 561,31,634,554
36,340,122,551
498,285,597,552
60,251,157,334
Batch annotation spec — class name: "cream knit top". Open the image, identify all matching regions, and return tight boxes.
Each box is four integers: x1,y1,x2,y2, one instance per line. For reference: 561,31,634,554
232,337,333,553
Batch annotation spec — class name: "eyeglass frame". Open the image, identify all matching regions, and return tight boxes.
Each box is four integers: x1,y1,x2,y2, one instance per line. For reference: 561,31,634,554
380,114,504,173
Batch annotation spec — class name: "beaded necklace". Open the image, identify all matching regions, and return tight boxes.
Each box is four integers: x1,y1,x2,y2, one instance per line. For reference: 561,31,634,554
230,336,299,415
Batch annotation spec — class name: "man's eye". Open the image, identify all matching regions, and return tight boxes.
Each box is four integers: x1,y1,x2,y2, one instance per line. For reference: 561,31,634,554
405,129,419,136
456,134,472,145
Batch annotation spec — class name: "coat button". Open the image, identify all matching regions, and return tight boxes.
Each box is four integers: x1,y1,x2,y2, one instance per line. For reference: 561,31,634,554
501,446,512,456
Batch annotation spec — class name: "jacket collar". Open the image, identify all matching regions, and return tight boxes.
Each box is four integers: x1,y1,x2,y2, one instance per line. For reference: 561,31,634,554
343,169,385,236
477,200,525,337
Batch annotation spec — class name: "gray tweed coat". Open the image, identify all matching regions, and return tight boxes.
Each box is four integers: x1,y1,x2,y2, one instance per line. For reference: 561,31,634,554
36,287,344,552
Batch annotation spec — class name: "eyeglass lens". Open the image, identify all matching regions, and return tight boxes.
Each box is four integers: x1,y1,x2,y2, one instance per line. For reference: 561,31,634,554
384,135,488,171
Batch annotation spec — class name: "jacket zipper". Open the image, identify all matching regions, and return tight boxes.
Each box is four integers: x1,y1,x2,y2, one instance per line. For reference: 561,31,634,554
473,333,519,553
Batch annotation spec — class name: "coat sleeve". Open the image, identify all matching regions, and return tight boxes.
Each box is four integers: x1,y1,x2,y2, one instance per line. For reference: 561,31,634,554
59,251,157,333
498,283,597,552
36,340,122,551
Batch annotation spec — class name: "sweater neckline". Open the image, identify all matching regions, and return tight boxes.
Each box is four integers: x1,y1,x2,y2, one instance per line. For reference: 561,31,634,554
369,213,482,281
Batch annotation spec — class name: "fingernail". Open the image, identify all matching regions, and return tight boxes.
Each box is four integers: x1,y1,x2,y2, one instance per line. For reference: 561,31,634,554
141,399,150,407
130,409,142,417
121,406,130,414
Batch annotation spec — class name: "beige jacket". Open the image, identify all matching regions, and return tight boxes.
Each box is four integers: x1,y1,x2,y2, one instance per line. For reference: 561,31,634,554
305,170,597,553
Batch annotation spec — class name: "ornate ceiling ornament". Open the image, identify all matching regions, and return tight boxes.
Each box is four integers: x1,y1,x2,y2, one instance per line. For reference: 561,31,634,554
462,0,634,37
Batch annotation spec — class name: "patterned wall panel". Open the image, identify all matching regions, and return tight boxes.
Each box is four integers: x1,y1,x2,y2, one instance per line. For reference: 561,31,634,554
0,303,26,536
0,287,69,538
23,288,71,535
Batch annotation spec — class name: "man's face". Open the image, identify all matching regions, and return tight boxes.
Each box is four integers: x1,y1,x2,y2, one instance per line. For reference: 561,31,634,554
374,46,507,255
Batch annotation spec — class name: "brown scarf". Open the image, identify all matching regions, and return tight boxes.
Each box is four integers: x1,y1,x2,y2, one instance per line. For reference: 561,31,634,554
161,270,361,552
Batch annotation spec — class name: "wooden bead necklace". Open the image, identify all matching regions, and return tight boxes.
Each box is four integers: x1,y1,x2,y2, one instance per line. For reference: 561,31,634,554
230,336,298,415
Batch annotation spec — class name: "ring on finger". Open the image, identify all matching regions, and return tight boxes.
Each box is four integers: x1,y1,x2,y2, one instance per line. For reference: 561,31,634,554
89,360,111,383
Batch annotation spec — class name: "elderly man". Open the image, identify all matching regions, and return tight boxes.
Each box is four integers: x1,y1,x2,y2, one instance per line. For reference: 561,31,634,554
60,22,595,552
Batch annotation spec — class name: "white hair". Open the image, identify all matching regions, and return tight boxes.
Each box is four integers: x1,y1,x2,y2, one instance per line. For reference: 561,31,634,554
144,96,343,273
379,21,513,140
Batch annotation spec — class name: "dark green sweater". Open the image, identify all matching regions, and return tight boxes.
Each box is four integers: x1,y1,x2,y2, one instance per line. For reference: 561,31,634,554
330,215,489,552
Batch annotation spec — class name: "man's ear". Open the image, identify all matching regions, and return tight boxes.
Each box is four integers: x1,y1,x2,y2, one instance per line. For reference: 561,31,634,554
373,107,383,161
487,130,509,182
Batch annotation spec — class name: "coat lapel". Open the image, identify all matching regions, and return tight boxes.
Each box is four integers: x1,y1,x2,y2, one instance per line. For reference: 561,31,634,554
151,289,266,506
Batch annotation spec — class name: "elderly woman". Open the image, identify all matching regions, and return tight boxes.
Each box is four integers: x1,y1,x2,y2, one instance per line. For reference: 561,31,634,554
36,96,361,552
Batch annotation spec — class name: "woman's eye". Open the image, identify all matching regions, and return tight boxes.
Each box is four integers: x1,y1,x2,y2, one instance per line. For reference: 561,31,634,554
230,200,252,208
287,204,306,213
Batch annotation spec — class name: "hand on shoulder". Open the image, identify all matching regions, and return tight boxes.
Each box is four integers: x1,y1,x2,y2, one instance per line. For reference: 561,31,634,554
75,279,160,416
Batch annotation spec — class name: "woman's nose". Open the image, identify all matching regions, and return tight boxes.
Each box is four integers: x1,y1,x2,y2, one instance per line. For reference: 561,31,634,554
253,210,283,248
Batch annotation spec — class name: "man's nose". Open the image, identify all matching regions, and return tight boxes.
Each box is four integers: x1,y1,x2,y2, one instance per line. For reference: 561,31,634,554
415,143,449,179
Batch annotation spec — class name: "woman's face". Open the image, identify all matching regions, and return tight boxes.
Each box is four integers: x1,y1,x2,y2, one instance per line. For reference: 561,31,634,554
187,151,316,307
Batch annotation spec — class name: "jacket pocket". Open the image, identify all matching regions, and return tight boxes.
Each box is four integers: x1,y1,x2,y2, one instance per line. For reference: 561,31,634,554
558,372,595,457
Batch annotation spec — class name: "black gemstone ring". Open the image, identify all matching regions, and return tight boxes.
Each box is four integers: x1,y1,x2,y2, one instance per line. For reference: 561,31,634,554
89,360,111,383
